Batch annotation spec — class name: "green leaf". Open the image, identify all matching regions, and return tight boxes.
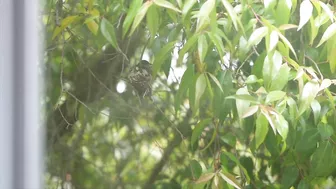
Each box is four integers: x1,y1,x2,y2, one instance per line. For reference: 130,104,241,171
318,124,334,140
295,128,319,154
235,88,251,118
195,74,207,109
245,75,259,84
175,64,195,112
198,34,208,63
277,31,297,58
247,27,268,47
270,64,290,91
311,141,336,177
219,172,242,189
122,0,143,38
298,180,310,189
182,0,197,17
255,113,269,149
191,118,212,149
311,100,321,124
242,105,259,118
328,47,336,73
297,0,313,31
298,80,320,117
129,1,153,36
190,160,203,179
207,73,223,93
280,166,299,189
221,0,239,31
226,94,259,104
153,0,181,13
152,41,176,77
85,19,98,35
275,0,291,25
147,5,160,40
207,32,226,61
196,0,215,33
263,51,282,88
177,34,199,65
52,15,79,39
275,113,289,140
266,91,286,104
101,18,119,50
317,23,336,47
319,1,334,22
195,173,215,184
268,30,279,52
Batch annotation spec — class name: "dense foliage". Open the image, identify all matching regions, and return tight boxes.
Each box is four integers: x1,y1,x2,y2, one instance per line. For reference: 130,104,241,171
44,0,336,188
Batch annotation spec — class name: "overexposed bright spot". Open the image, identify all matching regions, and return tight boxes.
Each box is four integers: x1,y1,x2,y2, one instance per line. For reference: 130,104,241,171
249,61,254,66
116,80,126,93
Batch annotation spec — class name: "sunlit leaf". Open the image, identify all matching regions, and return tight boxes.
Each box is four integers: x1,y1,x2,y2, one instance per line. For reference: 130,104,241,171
266,91,286,104
311,100,321,124
242,105,259,118
255,113,269,149
248,27,268,47
277,31,297,57
129,1,153,36
235,88,251,118
182,0,197,17
275,113,289,140
122,0,143,38
195,74,207,109
317,23,336,47
278,24,298,30
52,15,79,39
245,75,259,84
85,19,98,35
208,73,223,92
198,34,208,63
196,0,215,33
298,0,313,31
269,30,279,52
298,80,320,117
154,0,181,13
319,79,332,91
195,173,215,184
221,0,239,31
175,64,195,112
219,172,242,189
319,2,334,23
270,64,290,91
101,18,119,50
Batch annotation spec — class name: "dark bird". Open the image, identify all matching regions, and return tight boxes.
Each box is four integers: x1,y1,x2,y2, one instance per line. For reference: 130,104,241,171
128,60,152,98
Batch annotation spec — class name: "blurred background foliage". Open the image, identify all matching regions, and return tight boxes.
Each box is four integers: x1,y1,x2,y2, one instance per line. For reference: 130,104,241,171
43,0,336,188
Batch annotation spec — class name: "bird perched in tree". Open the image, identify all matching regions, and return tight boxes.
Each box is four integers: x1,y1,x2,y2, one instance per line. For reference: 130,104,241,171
128,60,152,98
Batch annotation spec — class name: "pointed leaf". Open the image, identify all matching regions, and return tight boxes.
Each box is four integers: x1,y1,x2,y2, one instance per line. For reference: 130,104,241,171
319,79,332,91
277,31,297,57
235,88,251,118
255,113,269,149
248,27,268,47
270,64,290,91
319,2,334,22
147,5,159,40
298,0,313,31
208,73,223,92
153,0,181,12
275,113,289,140
310,100,321,124
52,15,79,39
242,105,259,118
317,23,336,47
101,18,119,50
221,0,238,30
152,41,176,77
269,30,279,52
329,47,336,73
266,91,286,104
122,0,143,38
298,80,320,116
198,34,208,63
219,172,242,189
86,19,98,35
195,74,207,109
195,173,215,184
129,1,153,36
177,35,199,65
182,0,197,17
